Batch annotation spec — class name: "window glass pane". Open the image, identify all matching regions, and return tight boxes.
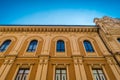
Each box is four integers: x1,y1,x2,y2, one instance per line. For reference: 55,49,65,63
62,70,66,73
117,38,120,42
56,70,60,73
23,74,27,80
92,69,106,80
25,69,29,73
0,40,11,52
27,40,38,52
98,70,103,73
0,45,6,51
33,44,37,50
29,45,33,50
62,74,67,80
55,68,67,80
84,40,94,52
92,70,97,73
19,70,24,73
56,40,65,52
56,74,60,80
100,74,106,80
94,74,100,80
15,68,29,80
16,75,22,80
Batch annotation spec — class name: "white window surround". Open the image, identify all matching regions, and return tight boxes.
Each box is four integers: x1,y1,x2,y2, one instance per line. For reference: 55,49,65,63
12,64,33,80
79,37,98,56
89,64,110,80
23,38,42,56
0,39,13,56
53,64,69,80
53,37,68,57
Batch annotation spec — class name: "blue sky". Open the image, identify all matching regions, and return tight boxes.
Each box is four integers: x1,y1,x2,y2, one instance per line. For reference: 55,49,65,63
0,0,120,25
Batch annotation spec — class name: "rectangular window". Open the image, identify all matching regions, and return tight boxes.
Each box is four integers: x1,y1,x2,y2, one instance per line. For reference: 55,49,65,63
15,68,29,80
92,68,106,80
55,68,67,80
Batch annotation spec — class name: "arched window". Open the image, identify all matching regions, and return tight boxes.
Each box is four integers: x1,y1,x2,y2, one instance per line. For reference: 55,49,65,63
27,40,38,52
117,38,120,42
83,40,94,52
0,40,11,52
56,40,65,52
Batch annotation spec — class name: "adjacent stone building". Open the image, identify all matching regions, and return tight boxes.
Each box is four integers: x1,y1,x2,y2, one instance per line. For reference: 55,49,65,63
0,16,120,80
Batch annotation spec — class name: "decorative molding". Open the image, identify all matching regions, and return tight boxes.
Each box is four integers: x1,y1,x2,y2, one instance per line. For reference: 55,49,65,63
3,56,16,65
94,16,120,35
0,26,98,32
53,36,68,42
73,57,83,65
94,16,120,27
106,57,116,65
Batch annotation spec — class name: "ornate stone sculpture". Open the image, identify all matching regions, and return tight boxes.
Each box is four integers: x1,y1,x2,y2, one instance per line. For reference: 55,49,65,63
94,16,120,28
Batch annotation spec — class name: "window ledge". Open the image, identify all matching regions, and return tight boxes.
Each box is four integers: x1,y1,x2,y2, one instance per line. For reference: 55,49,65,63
23,52,36,56
86,52,97,56
55,52,67,57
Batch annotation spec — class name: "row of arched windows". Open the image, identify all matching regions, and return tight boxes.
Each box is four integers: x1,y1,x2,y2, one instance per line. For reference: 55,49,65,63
56,40,95,52
0,39,95,53
1,38,120,53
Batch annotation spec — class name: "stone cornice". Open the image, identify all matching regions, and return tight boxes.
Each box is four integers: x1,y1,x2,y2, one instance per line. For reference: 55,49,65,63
0,26,98,32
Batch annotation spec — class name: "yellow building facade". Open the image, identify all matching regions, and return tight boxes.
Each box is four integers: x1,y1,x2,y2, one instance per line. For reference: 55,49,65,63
0,16,120,80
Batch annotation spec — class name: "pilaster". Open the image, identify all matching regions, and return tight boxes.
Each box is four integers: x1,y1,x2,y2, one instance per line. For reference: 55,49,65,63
40,58,49,80
0,60,8,76
78,58,87,80
106,57,120,80
70,34,80,55
35,56,49,80
95,36,110,56
0,56,16,80
9,35,26,55
115,53,120,65
73,58,81,80
35,59,43,80
73,57,87,80
41,34,51,55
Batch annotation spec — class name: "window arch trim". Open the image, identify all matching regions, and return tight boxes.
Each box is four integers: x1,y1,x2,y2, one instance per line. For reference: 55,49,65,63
0,39,11,52
83,40,94,52
117,38,120,42
56,40,65,52
27,40,38,52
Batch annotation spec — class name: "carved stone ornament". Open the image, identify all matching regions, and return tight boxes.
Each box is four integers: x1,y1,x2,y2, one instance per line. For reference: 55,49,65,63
78,59,83,65
74,59,78,65
94,16,120,28
106,57,116,65
0,26,98,33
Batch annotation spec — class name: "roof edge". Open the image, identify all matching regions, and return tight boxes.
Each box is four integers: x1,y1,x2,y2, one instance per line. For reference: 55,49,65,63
0,24,95,27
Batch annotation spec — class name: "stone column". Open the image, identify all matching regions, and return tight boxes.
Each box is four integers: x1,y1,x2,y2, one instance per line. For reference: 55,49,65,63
41,58,48,80
78,58,87,80
35,59,44,80
73,59,81,80
0,59,15,79
106,57,120,80
0,60,8,76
